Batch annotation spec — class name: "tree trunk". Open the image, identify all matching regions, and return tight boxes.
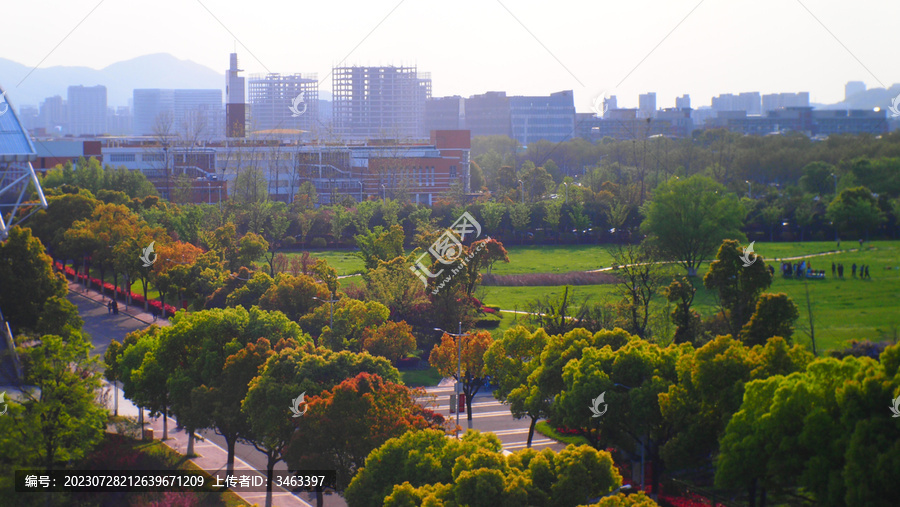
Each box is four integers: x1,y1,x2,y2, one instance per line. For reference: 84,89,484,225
265,455,276,507
527,416,537,448
186,429,195,457
748,478,757,507
465,389,475,421
142,280,149,311
162,407,168,440
226,435,236,477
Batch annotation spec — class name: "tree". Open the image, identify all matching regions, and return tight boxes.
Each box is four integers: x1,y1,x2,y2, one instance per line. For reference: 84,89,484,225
292,180,319,211
481,201,505,235
354,225,405,270
703,239,772,337
509,203,531,243
361,320,417,363
347,429,623,507
27,191,98,264
484,326,550,447
611,243,665,339
826,186,884,240
641,175,745,276
237,231,269,271
429,330,494,422
243,347,399,507
362,254,428,321
257,273,330,322
543,201,562,242
285,373,444,489
300,298,390,351
665,277,701,345
740,293,799,346
0,227,67,332
462,237,510,296
0,334,107,470
555,338,685,494
152,306,306,468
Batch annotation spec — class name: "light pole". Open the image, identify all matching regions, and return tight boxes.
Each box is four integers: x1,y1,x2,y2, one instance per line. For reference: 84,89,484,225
381,184,386,200
518,179,524,204
358,180,364,202
313,295,339,330
745,180,752,199
563,182,568,204
434,322,466,438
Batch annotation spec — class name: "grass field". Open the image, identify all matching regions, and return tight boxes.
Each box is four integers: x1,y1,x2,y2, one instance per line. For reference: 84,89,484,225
477,241,900,353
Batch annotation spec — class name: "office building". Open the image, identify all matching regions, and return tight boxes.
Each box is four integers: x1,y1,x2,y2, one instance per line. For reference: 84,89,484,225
248,73,318,135
762,92,809,113
39,96,66,134
332,66,432,140
845,81,866,101
675,94,691,110
711,92,761,115
464,92,511,138
509,90,576,145
133,89,223,139
425,96,464,132
716,107,886,136
67,85,107,136
226,53,246,138
638,92,656,118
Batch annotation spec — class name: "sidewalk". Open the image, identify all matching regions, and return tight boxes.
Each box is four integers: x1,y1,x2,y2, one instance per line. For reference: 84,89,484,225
109,385,315,507
67,280,168,327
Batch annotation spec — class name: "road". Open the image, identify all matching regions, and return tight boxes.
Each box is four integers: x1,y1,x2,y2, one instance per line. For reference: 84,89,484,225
418,384,565,453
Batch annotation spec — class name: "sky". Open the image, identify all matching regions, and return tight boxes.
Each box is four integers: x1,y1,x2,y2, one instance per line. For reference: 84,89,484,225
4,0,898,111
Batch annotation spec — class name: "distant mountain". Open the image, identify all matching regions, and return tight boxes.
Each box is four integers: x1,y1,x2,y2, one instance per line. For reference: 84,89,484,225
813,83,900,111
0,54,225,108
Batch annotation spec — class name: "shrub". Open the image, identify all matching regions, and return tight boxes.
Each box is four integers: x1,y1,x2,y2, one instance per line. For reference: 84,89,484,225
310,237,327,248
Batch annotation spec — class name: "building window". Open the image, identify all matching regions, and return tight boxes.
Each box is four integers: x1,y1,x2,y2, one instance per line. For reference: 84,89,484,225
449,165,457,179
109,153,136,163
142,153,164,162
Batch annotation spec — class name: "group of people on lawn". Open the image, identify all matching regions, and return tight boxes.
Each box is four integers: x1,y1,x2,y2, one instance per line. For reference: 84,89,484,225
781,260,825,279
832,262,871,279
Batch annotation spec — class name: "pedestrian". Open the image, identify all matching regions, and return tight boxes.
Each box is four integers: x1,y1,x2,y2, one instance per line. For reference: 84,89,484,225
865,265,870,279
852,263,857,278
106,300,112,314
838,263,844,278
832,262,836,276
768,265,775,276
112,300,119,315
152,305,159,322
859,238,864,249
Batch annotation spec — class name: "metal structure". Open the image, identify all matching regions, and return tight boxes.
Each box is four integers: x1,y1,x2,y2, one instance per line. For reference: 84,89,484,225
332,66,431,140
0,83,47,240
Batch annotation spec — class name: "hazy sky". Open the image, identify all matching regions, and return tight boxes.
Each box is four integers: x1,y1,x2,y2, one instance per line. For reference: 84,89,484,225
5,0,898,110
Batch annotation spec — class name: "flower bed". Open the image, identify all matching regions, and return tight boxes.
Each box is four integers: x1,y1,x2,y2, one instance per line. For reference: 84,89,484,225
56,262,177,318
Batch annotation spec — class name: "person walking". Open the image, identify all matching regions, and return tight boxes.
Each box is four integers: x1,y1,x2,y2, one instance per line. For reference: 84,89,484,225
852,263,857,278
832,262,836,277
865,265,870,279
112,300,119,315
838,263,844,279
107,300,113,314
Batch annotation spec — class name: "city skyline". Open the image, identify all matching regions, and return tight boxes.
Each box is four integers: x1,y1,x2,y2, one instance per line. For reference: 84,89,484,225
2,0,897,111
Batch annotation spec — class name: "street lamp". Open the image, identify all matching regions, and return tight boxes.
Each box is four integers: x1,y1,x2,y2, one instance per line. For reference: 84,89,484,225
518,179,524,204
357,180,364,202
563,182,568,204
381,184,386,200
313,295,339,330
745,180,752,199
434,322,466,438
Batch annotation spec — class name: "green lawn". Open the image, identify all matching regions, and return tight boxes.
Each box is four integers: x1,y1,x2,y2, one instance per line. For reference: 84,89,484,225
401,367,444,387
478,241,900,354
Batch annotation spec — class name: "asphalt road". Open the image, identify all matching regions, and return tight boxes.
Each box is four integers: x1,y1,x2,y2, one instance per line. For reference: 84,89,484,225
418,385,566,452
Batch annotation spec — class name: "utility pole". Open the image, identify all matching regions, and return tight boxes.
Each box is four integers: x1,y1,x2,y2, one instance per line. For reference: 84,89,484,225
313,295,339,330
434,322,467,438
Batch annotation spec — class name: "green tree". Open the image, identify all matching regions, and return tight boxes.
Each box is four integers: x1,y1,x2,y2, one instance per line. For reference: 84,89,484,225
354,224,405,270
740,293,800,346
641,175,745,276
257,273,330,322
0,227,66,332
300,298,390,351
611,243,665,338
826,186,884,240
484,326,550,447
481,201,506,235
703,239,773,337
0,334,107,471
509,203,531,243
665,277,701,345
